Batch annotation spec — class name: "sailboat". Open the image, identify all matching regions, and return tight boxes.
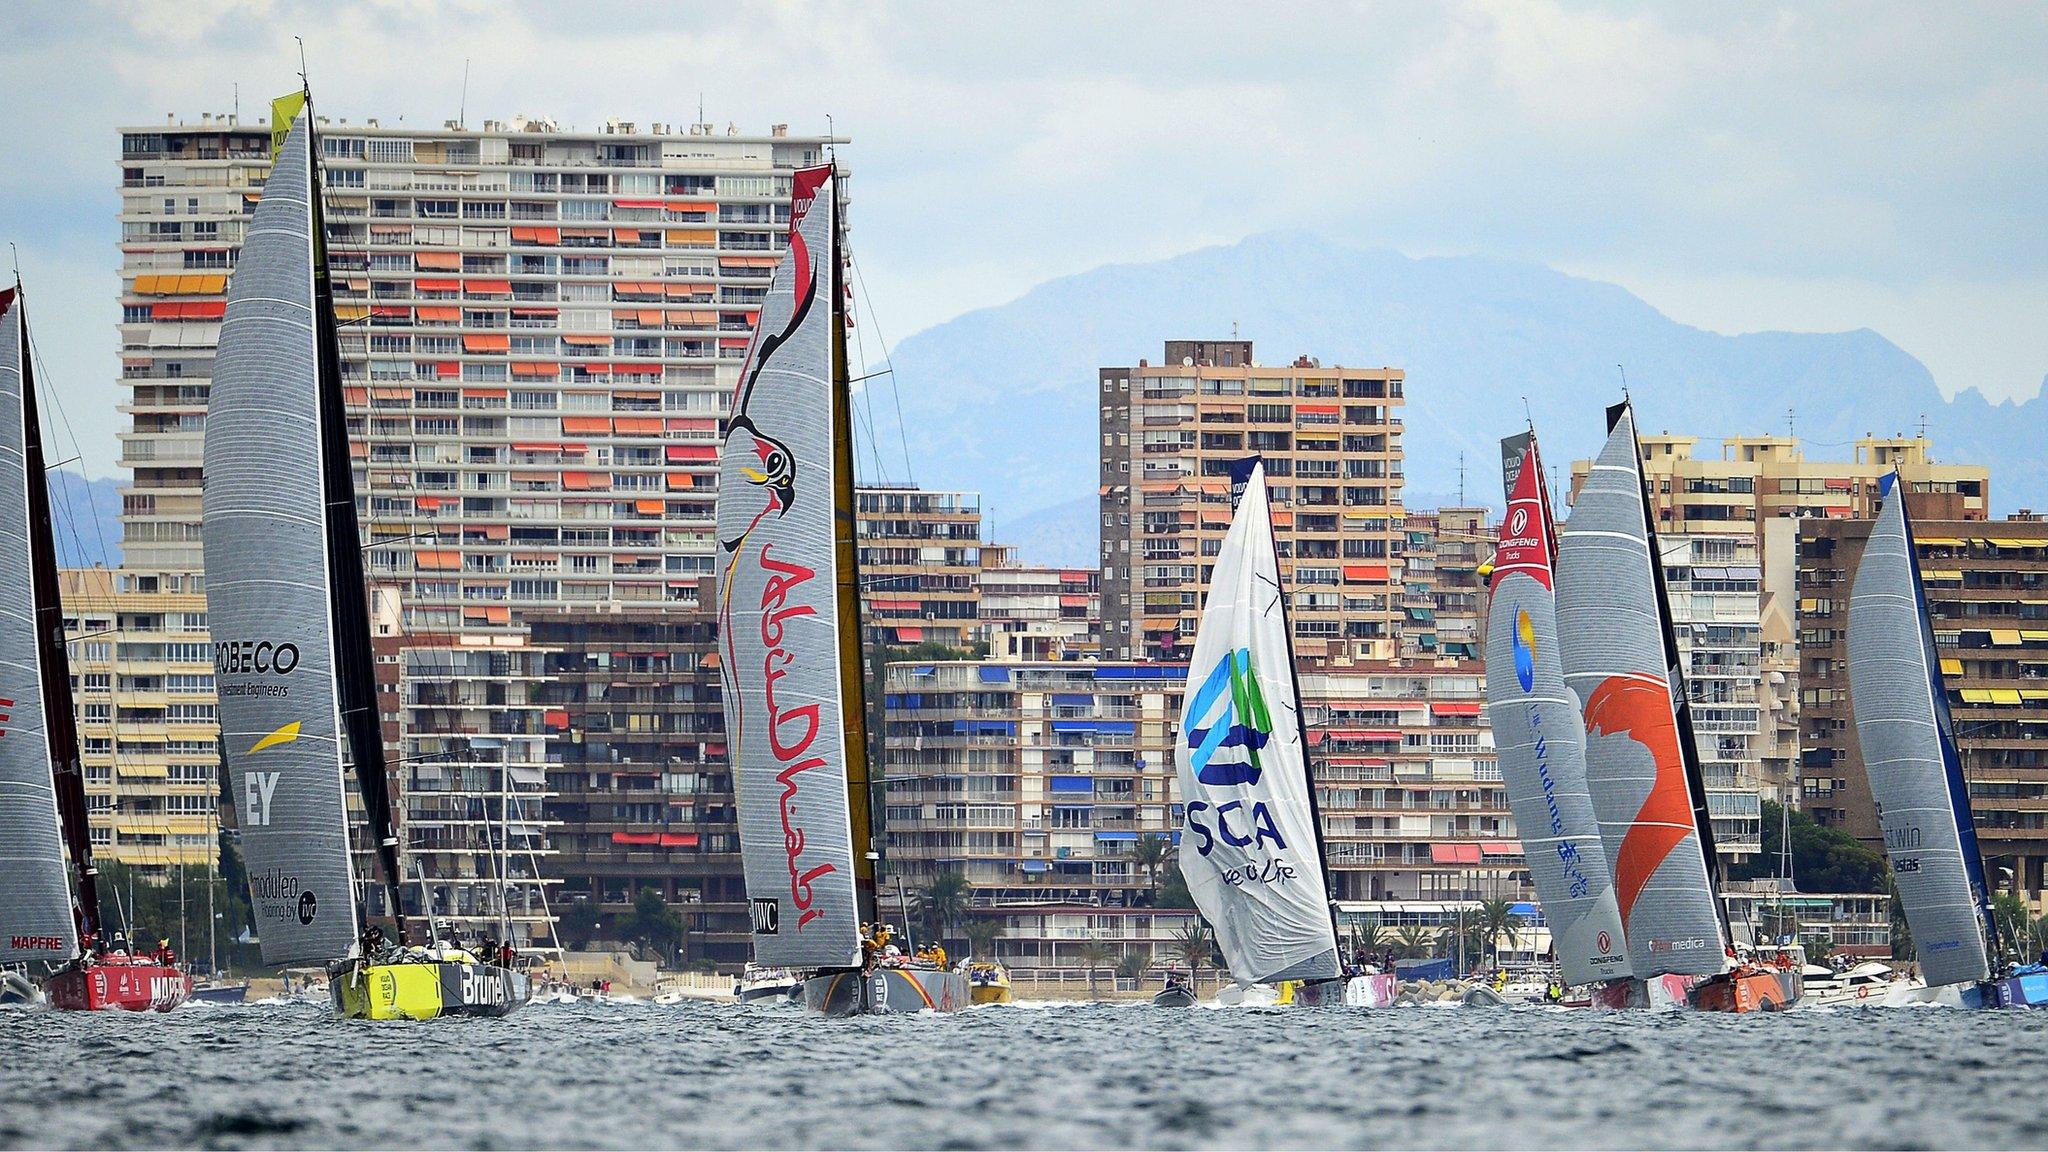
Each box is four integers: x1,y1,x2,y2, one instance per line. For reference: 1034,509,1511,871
0,284,192,1011
716,163,967,1016
1555,401,1797,1012
204,88,528,1020
1172,458,1394,1008
1847,472,2036,1008
1483,431,1630,995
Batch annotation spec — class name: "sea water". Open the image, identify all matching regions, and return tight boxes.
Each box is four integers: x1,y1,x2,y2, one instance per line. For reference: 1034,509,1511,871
3,998,2043,1149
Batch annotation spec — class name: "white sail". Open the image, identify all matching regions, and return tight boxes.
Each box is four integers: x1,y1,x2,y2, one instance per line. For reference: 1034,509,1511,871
1555,404,1728,979
716,166,863,970
1485,434,1628,986
1848,474,1993,986
204,105,363,965
0,288,78,965
1174,462,1340,984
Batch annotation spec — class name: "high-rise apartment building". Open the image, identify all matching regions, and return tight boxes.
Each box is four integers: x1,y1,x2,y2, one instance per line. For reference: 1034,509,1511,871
529,600,748,965
1568,433,1989,544
1658,534,1766,859
1397,508,1491,661
856,486,985,649
1098,341,1405,664
882,658,1520,967
118,113,842,615
1797,516,2048,900
59,568,218,872
117,111,841,940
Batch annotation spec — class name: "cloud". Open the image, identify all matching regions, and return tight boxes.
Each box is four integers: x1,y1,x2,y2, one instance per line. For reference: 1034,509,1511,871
1,0,2043,478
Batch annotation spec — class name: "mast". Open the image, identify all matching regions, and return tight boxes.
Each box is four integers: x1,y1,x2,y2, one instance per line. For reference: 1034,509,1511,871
1234,456,1344,955
13,288,101,944
828,169,879,929
1616,401,1734,949
301,90,408,940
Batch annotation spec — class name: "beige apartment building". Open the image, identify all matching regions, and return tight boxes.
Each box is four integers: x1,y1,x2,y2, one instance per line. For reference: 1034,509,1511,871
1568,433,1989,541
1098,341,1406,665
1398,507,1491,661
59,568,218,872
856,486,986,650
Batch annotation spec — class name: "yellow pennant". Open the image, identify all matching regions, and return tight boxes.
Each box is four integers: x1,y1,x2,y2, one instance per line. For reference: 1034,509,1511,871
271,90,308,159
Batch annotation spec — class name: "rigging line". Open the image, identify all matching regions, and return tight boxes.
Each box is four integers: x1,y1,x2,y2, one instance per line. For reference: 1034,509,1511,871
21,299,116,577
845,238,915,487
841,241,889,486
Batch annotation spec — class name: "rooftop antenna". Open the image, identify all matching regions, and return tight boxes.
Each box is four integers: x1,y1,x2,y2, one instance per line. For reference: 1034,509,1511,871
233,83,239,122
1917,412,1928,439
698,92,705,127
459,58,471,129
1457,451,1466,506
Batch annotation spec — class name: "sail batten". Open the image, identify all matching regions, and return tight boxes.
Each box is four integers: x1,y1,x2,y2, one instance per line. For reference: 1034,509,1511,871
1848,474,1993,986
1555,404,1728,978
204,109,362,966
1485,433,1628,986
0,288,81,964
718,166,862,970
1173,462,1340,985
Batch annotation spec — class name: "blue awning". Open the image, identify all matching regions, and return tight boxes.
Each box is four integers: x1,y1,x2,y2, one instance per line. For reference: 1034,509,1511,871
1019,860,1048,873
1052,693,1093,707
1049,776,1094,793
1094,831,1137,841
1092,665,1186,681
979,666,1011,683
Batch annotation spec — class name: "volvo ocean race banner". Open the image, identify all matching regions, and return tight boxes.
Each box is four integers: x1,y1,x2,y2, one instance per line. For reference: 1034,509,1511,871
1174,460,1339,984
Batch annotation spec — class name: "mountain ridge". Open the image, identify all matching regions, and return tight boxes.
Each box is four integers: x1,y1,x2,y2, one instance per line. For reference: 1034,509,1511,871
864,233,2042,564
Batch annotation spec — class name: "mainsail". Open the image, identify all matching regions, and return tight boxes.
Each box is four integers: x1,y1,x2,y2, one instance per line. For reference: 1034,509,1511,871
1485,434,1628,986
0,287,81,964
1174,461,1340,984
1556,402,1728,978
1848,473,1994,986
718,166,865,970
204,99,364,965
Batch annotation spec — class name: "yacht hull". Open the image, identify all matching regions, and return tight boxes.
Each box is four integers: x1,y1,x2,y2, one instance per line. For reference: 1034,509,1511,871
331,959,532,1020
45,958,192,1012
1691,969,1801,1013
1285,973,1398,1008
803,967,969,1016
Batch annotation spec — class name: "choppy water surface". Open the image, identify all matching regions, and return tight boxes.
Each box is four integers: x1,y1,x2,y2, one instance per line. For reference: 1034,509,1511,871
3,998,2044,1149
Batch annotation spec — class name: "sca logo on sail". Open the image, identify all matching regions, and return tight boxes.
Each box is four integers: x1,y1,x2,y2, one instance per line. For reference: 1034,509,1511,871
1183,647,1287,857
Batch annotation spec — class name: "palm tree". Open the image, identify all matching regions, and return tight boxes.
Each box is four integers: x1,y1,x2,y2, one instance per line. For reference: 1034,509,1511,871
1391,924,1436,960
1115,950,1150,984
1171,920,1215,990
919,868,971,951
1475,898,1526,970
1075,941,1117,999
1128,835,1173,902
963,917,1003,963
1348,919,1388,963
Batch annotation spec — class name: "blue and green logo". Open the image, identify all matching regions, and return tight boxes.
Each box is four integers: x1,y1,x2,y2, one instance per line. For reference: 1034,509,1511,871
1185,647,1273,786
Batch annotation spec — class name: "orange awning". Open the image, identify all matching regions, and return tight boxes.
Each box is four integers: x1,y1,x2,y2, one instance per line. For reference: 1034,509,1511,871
563,416,612,434
1342,564,1390,582
416,550,461,571
417,306,461,322
561,471,609,490
561,333,611,347
511,226,561,244
613,229,642,243
463,333,510,352
414,279,460,292
464,280,513,295
415,252,462,270
633,499,664,515
510,362,559,378
666,309,716,325
614,417,663,435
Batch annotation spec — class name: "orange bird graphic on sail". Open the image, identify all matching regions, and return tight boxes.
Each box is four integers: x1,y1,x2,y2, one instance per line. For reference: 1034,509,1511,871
1584,676,1694,927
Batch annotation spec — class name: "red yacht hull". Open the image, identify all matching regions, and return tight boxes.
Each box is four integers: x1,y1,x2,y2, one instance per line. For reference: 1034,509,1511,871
45,957,193,1012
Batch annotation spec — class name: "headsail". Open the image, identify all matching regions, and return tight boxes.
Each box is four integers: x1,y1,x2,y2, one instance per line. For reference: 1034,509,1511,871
1848,473,1993,986
1556,403,1728,978
1485,434,1628,986
204,103,362,965
0,288,80,964
1174,461,1340,984
717,166,863,970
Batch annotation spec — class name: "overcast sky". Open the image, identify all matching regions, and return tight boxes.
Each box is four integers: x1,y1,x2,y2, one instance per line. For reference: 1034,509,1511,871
3,1,2043,478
